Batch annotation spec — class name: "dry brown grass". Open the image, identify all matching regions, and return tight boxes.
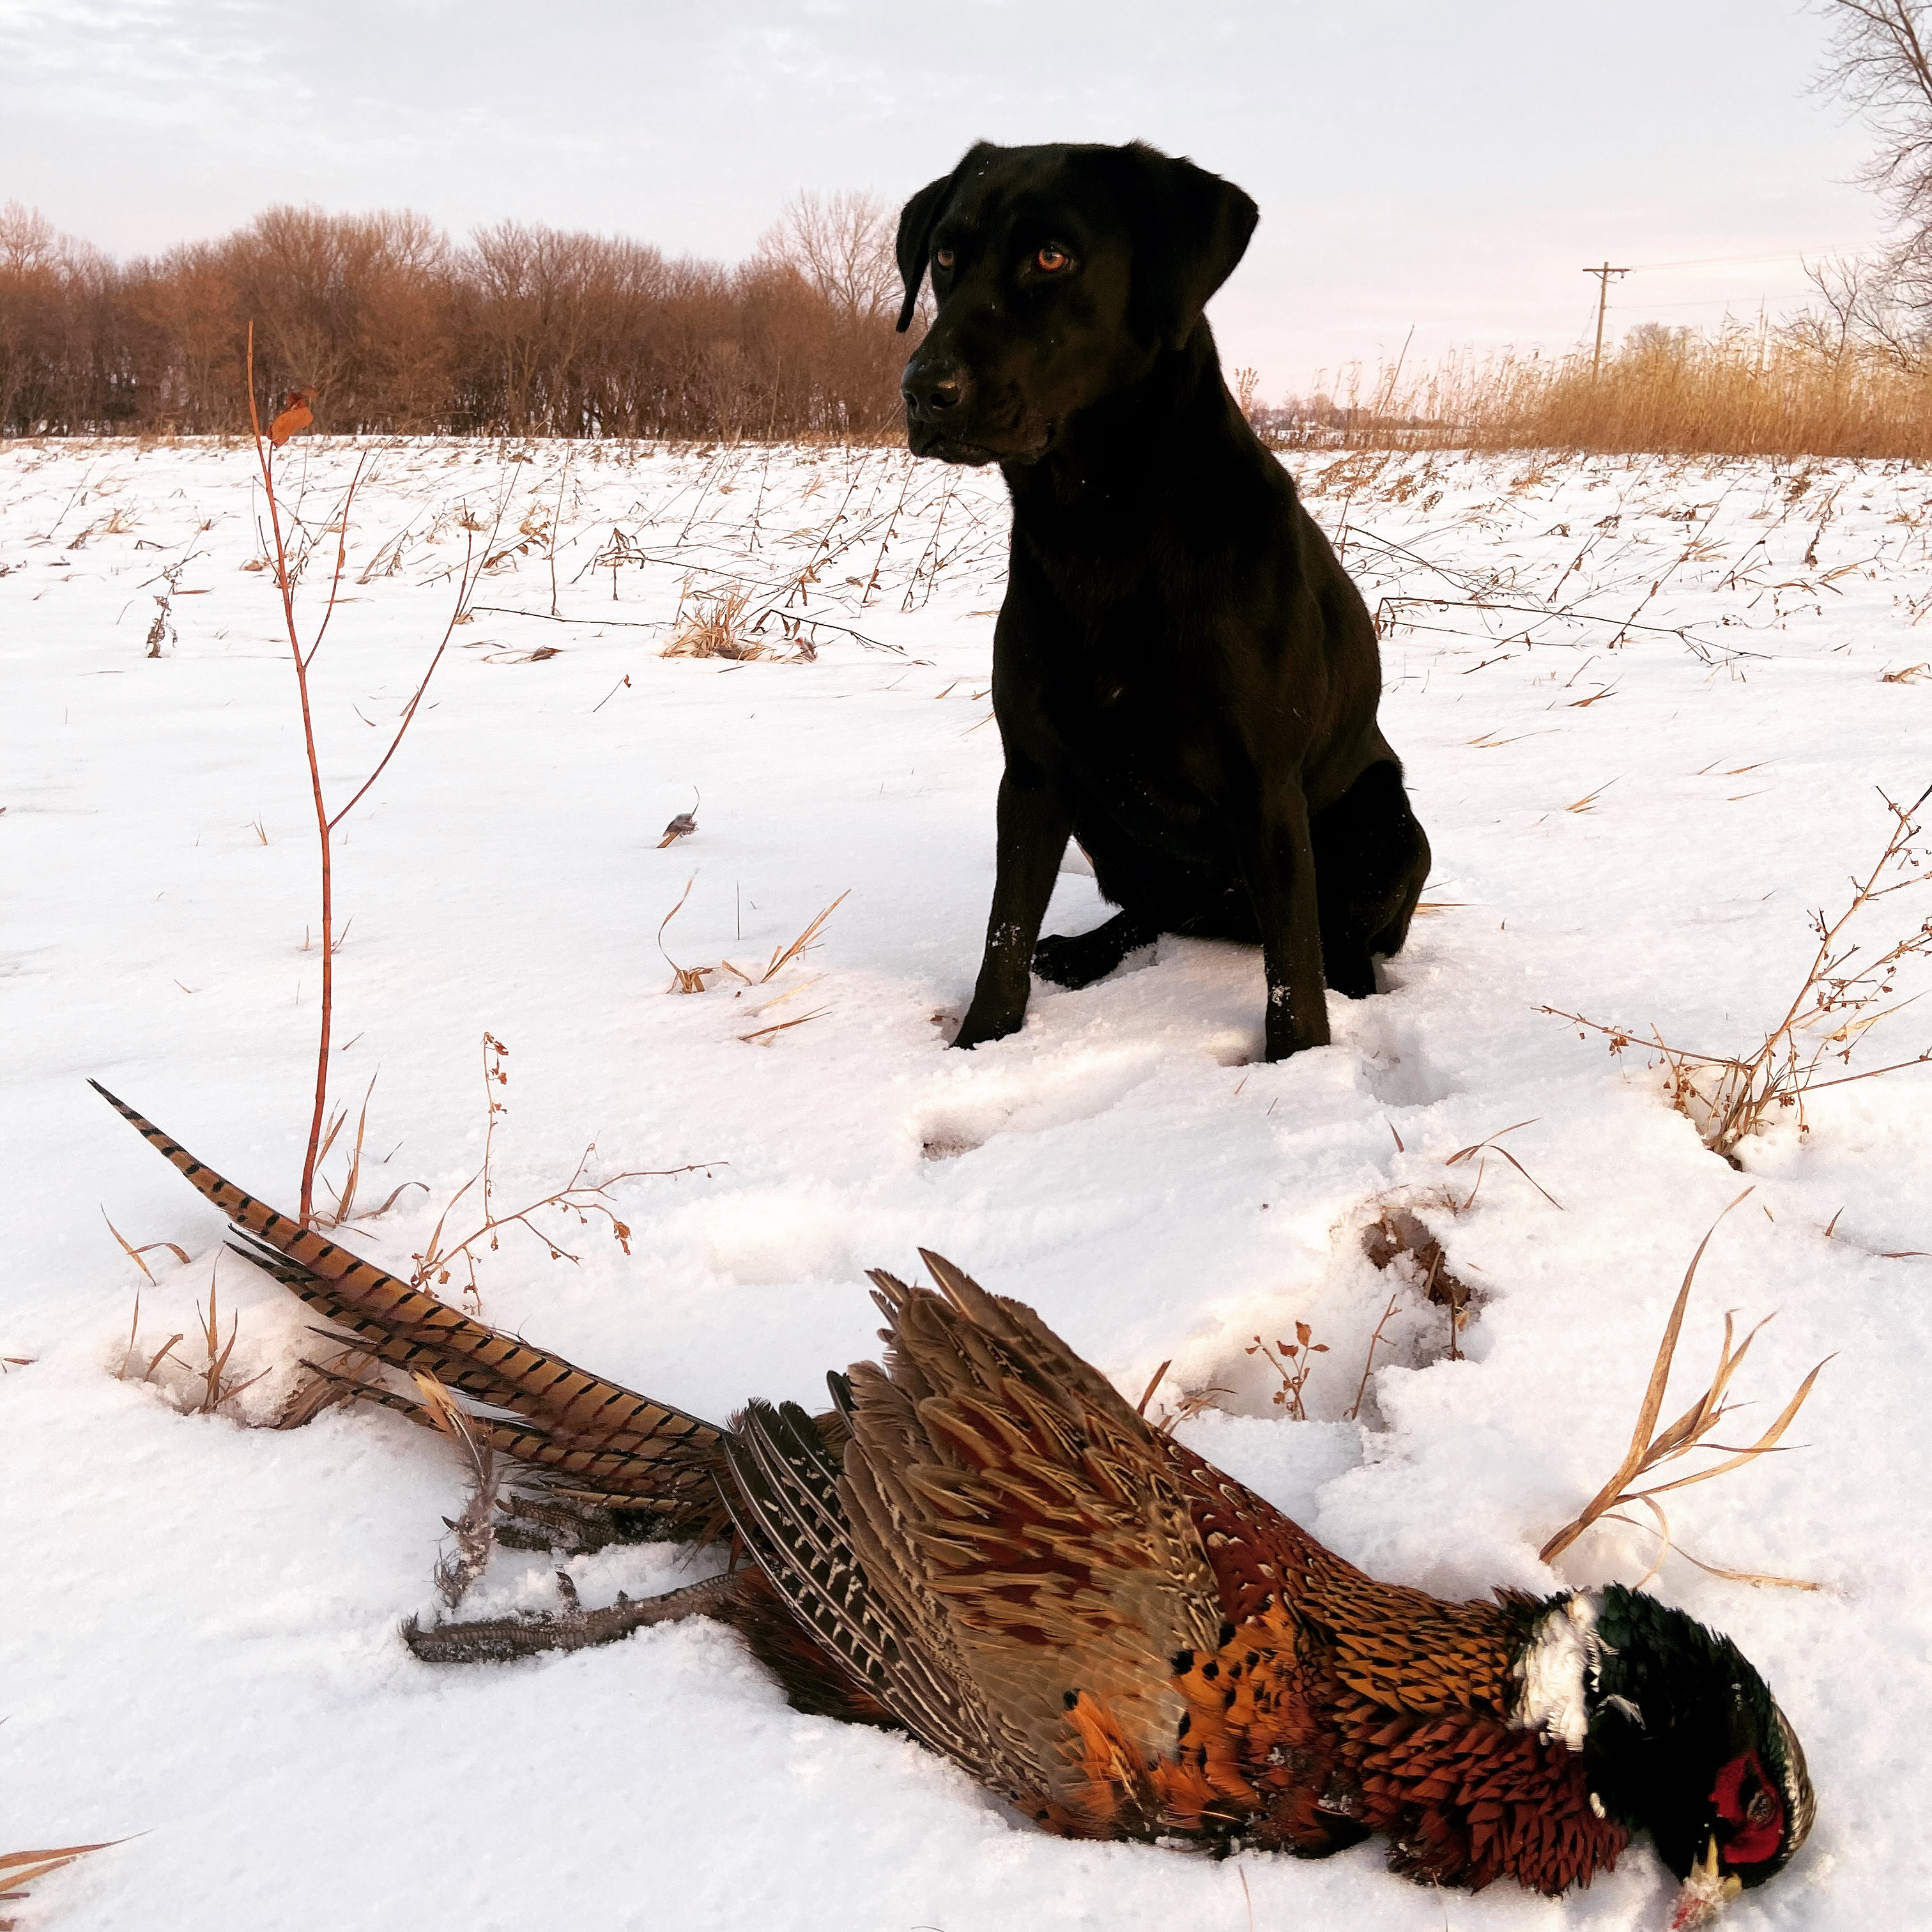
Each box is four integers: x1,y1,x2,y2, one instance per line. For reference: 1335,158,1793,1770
2,1841,121,1927
113,1263,265,1416
663,583,766,659
1443,1121,1565,1212
100,1213,188,1284
721,889,849,1043
1287,326,1932,459
657,875,715,992
1539,1190,1828,1588
311,1073,421,1227
730,889,850,985
190,1277,268,1413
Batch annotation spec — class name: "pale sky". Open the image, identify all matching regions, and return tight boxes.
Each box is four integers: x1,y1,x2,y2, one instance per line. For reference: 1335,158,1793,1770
0,0,1887,398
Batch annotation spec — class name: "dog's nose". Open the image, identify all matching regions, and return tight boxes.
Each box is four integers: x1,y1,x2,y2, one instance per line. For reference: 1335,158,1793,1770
901,360,970,418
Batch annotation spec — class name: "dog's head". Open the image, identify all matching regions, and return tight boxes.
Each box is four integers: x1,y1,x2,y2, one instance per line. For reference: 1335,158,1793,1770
894,141,1258,466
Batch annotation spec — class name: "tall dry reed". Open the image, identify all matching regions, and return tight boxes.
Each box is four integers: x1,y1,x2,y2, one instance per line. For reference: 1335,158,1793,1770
1277,325,1932,459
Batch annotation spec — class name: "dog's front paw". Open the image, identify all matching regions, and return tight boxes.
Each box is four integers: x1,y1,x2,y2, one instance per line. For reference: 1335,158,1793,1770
951,1002,1025,1050
1032,912,1151,990
1031,931,1099,988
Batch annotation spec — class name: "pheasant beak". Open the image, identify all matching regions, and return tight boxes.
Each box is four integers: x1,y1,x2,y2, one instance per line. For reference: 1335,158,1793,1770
1667,1836,1745,1929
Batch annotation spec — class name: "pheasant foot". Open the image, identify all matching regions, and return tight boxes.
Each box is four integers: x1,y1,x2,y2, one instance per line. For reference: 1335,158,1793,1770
402,1569,737,1664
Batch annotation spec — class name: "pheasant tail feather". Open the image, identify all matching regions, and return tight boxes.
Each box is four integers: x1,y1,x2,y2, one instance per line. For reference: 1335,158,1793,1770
91,1081,726,1526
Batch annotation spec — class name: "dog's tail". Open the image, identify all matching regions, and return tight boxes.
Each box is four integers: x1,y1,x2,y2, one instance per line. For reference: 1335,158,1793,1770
89,1080,730,1532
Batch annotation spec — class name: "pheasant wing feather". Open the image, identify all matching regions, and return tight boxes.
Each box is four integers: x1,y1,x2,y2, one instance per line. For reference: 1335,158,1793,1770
722,1399,1002,1774
838,1260,1223,1828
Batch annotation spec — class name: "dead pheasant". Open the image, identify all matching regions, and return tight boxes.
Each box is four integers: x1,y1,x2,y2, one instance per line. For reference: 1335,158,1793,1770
95,1082,1813,1922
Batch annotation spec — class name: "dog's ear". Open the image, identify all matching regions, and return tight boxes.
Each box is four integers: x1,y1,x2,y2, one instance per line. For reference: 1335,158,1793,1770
895,145,991,333
1108,144,1259,351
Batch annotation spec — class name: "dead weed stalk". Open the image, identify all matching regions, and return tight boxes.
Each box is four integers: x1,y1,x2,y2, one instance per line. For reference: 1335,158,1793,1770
1347,1293,1403,1422
247,325,507,1227
1246,1322,1329,1421
410,1031,721,1307
1545,785,1932,1163
1538,1188,1828,1588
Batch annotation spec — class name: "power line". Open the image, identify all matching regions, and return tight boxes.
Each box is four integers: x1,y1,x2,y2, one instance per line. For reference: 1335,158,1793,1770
1606,295,1798,311
1621,245,1867,271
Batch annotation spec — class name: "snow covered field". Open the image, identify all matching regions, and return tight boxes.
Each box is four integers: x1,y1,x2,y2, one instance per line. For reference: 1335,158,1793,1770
4,435,1930,1931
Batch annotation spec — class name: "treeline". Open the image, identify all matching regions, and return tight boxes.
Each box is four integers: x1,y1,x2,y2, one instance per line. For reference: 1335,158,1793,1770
0,196,917,440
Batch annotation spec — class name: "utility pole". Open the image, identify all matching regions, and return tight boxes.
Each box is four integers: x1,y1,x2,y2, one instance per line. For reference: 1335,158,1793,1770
1583,261,1631,377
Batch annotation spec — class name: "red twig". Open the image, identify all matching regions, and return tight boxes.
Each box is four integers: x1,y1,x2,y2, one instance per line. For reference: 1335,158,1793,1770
327,551,474,829
247,326,332,1226
245,327,507,1224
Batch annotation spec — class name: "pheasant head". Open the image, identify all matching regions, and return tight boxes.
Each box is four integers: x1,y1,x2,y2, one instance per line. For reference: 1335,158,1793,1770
1514,1586,1814,1924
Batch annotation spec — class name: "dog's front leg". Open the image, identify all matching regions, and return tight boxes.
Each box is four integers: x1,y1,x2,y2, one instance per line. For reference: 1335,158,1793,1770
1234,783,1330,1061
953,765,1071,1050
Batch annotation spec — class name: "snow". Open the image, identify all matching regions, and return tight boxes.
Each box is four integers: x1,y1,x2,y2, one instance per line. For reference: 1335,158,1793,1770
4,436,1930,1929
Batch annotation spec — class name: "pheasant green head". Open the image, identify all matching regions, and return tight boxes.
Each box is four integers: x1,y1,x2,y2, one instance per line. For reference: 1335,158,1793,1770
1524,1586,1815,1922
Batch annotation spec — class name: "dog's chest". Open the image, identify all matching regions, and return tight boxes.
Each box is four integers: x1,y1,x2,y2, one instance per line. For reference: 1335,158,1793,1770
1034,653,1224,843
1043,647,1173,749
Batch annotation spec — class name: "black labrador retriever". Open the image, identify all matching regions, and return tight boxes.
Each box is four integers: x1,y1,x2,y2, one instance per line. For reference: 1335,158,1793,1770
895,141,1430,1062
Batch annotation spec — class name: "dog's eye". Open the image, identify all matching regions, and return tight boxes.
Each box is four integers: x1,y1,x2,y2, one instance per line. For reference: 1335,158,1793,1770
1035,246,1071,273
933,248,954,270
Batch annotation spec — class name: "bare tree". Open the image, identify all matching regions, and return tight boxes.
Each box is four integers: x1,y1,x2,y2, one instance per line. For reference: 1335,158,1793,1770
0,197,916,440
0,204,63,429
0,202,56,275
1814,2,1932,316
757,190,900,323
1786,249,1931,368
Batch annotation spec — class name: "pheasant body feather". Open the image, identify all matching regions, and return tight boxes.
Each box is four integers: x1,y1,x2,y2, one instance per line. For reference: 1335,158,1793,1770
95,1084,1814,1915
